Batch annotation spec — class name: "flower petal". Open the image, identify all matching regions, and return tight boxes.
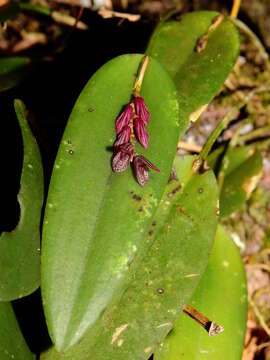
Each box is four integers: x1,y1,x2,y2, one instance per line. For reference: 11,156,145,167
134,96,150,125
134,117,149,149
114,125,131,147
112,143,134,173
137,155,160,172
112,151,130,173
133,156,149,187
115,104,133,134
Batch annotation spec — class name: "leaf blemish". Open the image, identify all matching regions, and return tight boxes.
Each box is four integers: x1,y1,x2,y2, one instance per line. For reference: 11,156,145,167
117,339,124,347
184,273,199,278
144,347,152,354
111,324,128,344
198,187,204,194
132,194,142,202
148,228,154,236
168,184,182,197
156,322,173,329
68,149,74,155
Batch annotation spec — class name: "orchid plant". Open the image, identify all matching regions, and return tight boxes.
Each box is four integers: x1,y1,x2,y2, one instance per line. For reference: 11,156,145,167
0,8,255,360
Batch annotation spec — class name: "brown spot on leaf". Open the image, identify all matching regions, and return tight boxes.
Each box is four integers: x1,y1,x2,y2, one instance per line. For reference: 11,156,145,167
157,288,164,294
168,184,182,198
132,194,142,201
168,167,178,183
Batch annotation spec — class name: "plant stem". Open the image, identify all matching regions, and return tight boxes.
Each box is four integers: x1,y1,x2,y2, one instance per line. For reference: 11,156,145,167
248,297,270,337
231,18,269,67
238,125,270,144
183,304,224,336
199,107,239,162
230,0,242,18
133,56,149,97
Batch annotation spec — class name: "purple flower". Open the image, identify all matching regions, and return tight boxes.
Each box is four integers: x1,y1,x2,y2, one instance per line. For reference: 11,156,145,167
115,104,133,134
114,125,131,147
134,96,150,126
133,155,160,187
112,143,135,173
134,117,149,149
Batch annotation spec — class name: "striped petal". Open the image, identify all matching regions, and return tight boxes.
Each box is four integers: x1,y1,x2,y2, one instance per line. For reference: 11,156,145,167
115,104,133,134
134,117,149,149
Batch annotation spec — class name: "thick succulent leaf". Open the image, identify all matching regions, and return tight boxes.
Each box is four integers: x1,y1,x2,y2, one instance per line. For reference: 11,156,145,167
155,225,247,360
41,54,182,352
147,11,239,126
0,302,34,360
40,155,218,360
0,100,43,300
0,57,29,92
219,146,263,218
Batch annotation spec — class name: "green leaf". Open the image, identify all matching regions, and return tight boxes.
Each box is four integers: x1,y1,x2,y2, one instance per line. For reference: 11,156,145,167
0,100,43,300
0,57,30,92
147,11,240,125
155,225,247,360
0,302,34,360
40,155,218,360
41,54,182,352
219,146,263,218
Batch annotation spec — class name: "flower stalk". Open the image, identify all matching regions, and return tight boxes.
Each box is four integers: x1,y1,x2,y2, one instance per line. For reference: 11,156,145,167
133,56,149,97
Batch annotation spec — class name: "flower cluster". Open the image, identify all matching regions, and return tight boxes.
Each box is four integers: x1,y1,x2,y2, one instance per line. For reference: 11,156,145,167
112,96,159,187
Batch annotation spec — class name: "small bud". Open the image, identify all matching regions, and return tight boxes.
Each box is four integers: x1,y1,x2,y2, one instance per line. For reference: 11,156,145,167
112,143,134,173
114,125,131,147
133,155,160,187
115,104,133,134
134,117,149,149
134,96,150,125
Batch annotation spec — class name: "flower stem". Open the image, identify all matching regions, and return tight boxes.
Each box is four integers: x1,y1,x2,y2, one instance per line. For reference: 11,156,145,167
230,0,242,18
129,103,136,146
133,56,149,97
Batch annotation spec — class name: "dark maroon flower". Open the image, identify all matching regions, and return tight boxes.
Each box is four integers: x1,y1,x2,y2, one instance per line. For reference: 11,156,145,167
133,155,160,187
112,143,135,173
114,125,131,147
134,117,149,149
115,104,133,134
134,96,150,125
